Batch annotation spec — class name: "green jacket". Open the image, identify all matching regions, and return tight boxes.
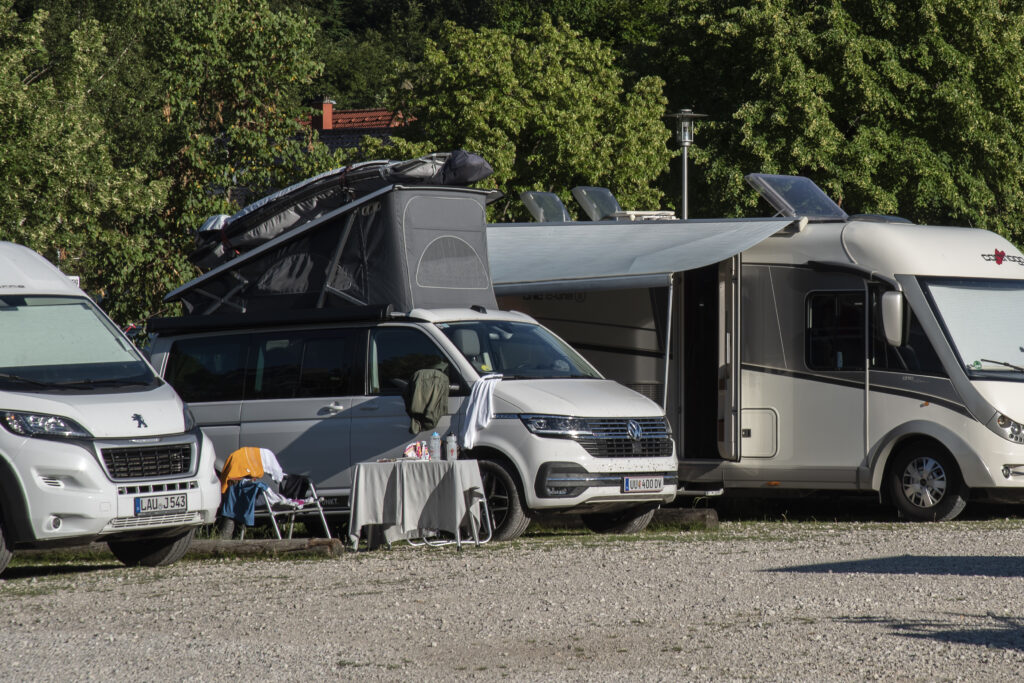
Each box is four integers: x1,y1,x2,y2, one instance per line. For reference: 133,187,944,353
404,368,449,434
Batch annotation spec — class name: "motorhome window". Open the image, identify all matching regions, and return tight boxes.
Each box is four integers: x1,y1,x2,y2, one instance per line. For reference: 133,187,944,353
0,295,156,389
248,329,364,399
869,289,945,375
922,277,1024,379
805,292,865,371
437,321,602,379
370,327,452,395
165,334,248,402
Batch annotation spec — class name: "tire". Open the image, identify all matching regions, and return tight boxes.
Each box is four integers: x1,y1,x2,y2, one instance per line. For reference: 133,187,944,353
108,527,196,567
886,443,968,522
478,460,531,542
581,505,658,534
0,517,12,576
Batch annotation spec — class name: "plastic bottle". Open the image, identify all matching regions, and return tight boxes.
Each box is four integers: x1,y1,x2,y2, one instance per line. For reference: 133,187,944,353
444,434,458,461
429,432,441,460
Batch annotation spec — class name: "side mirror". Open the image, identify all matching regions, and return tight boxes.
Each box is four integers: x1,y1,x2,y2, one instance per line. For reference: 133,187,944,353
881,291,906,347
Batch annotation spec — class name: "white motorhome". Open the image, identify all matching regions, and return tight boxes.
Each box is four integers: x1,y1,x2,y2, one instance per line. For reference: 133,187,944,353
490,174,1024,521
0,243,220,574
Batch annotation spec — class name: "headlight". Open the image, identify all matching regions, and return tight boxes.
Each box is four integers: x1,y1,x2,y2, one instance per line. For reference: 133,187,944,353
520,414,591,438
993,413,1024,443
1,411,92,439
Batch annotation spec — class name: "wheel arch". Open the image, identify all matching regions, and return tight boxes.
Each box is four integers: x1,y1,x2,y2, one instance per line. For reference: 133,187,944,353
869,421,976,497
0,454,34,544
463,446,530,510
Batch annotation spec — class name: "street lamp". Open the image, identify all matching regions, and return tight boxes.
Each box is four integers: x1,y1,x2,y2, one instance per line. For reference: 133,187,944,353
666,108,707,219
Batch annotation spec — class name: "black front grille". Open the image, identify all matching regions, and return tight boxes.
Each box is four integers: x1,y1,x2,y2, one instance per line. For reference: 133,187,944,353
577,418,673,458
101,444,193,480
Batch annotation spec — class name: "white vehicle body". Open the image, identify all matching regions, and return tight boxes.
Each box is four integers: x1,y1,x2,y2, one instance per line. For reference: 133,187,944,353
0,243,220,572
146,307,678,540
490,175,1024,520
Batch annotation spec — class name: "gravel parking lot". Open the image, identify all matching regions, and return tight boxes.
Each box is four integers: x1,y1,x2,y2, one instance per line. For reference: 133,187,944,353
3,502,1024,681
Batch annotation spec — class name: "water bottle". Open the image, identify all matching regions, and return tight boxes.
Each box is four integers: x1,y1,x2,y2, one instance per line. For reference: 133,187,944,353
429,432,441,460
444,434,458,461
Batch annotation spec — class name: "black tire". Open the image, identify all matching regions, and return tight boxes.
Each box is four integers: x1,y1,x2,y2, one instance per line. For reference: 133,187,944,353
886,443,968,522
0,517,12,576
478,460,531,541
581,505,658,534
108,527,196,567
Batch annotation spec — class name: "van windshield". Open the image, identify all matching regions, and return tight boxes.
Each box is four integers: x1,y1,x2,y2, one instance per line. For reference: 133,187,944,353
437,320,602,379
922,278,1024,380
0,295,156,391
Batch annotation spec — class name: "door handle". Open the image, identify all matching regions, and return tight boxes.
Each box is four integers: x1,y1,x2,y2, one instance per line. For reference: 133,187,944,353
323,401,346,414
357,404,380,412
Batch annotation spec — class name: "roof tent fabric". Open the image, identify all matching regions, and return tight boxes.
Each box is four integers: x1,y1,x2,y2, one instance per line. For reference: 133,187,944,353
167,185,497,315
486,218,795,294
189,151,493,271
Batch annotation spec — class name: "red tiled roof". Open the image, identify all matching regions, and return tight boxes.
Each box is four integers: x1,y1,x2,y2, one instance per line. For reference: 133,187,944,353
331,108,409,129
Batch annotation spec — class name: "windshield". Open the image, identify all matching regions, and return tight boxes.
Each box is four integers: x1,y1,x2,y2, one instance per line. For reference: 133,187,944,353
922,278,1024,380
437,320,602,379
0,295,157,391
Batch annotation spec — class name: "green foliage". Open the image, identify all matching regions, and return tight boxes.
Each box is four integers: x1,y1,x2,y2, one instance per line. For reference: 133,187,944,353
391,15,674,220
665,0,1024,241
0,2,171,322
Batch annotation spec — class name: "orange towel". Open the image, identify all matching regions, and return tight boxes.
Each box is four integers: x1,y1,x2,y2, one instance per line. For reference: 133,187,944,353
220,447,265,494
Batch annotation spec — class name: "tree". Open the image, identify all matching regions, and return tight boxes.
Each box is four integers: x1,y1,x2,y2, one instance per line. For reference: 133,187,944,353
0,2,171,322
661,0,1024,240
387,15,674,220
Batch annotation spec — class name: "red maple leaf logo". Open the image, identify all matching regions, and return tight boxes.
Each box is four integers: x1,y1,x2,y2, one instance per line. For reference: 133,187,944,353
995,249,1006,265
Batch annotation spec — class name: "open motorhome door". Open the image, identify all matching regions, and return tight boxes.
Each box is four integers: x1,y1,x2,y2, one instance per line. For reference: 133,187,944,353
717,256,741,461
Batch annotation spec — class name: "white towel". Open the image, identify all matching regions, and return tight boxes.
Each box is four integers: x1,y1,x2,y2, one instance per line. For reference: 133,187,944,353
459,374,502,450
259,447,285,483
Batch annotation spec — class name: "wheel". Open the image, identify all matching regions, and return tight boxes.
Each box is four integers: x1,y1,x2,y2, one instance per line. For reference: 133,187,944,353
108,527,196,567
0,517,12,576
886,443,968,522
581,505,658,534
478,460,531,541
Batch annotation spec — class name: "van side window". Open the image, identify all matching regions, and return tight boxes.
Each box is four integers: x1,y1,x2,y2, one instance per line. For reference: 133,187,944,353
869,291,946,376
165,334,248,402
806,291,865,371
370,327,450,395
248,329,363,399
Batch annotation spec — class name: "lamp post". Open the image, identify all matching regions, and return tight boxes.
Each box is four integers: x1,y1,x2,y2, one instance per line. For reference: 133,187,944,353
666,108,707,219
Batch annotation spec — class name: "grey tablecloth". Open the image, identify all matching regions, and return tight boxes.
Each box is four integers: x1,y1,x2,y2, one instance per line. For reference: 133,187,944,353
348,459,485,547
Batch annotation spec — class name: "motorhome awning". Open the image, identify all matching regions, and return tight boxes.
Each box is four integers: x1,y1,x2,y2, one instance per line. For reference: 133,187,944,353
486,218,795,294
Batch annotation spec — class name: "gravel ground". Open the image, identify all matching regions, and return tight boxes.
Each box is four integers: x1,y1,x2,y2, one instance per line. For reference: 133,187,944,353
3,511,1024,681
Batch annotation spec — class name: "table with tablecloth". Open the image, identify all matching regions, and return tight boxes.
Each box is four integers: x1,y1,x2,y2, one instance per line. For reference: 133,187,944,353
348,459,486,549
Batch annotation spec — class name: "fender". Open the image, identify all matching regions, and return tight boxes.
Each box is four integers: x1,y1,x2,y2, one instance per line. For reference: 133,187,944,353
866,419,993,491
0,453,35,543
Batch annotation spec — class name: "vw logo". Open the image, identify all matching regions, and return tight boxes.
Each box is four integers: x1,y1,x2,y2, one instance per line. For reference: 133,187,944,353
627,419,643,442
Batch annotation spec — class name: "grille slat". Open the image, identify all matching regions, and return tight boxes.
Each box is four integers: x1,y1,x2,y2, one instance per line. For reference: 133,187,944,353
578,418,673,458
101,445,193,480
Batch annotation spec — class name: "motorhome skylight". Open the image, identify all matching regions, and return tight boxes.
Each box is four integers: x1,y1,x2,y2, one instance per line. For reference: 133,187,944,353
744,173,849,221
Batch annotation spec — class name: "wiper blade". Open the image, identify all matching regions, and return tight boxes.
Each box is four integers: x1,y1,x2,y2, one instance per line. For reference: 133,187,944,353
55,378,153,388
978,358,1024,373
0,373,59,388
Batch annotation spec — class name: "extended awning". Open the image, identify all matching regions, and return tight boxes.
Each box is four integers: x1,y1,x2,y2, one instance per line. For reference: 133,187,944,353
486,217,795,294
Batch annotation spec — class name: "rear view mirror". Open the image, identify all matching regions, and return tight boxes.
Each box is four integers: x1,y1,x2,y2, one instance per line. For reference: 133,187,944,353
881,291,905,347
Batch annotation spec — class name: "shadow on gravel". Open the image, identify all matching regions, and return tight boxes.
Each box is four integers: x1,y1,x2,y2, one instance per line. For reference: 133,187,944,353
767,554,1024,578
2,563,123,580
839,615,1024,651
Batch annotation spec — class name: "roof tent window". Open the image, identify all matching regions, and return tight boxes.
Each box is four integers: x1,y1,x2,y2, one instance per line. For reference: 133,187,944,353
416,236,490,289
745,173,848,221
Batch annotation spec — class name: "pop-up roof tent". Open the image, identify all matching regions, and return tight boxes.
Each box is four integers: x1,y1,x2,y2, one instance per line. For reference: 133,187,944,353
165,184,498,315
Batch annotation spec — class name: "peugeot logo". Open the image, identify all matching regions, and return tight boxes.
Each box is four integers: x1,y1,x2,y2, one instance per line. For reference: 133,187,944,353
131,413,148,429
627,419,643,442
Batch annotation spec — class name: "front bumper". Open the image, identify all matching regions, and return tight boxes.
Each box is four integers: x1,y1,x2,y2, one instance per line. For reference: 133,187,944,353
534,461,678,507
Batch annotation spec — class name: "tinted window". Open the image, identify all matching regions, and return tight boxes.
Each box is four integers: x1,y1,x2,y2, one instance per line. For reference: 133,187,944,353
806,292,865,371
165,334,248,402
870,289,946,376
370,327,451,395
248,329,363,400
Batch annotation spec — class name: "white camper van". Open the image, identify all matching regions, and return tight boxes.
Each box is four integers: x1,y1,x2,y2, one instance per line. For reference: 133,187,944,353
0,243,220,574
491,175,1024,521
